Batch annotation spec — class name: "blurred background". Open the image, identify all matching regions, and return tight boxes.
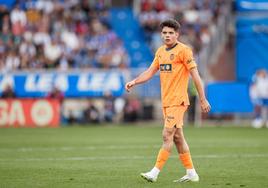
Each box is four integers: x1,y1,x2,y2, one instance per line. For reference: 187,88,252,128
0,0,268,128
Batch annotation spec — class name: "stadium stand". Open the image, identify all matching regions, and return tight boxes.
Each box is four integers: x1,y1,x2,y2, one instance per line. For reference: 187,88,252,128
0,0,129,71
0,0,232,73
110,7,153,68
2,0,265,126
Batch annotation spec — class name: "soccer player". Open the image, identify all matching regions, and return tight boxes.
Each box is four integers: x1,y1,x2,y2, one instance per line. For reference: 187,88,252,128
125,19,211,183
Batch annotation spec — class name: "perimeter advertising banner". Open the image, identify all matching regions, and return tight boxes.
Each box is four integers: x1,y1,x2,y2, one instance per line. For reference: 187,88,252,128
0,99,60,127
236,0,268,11
0,71,125,97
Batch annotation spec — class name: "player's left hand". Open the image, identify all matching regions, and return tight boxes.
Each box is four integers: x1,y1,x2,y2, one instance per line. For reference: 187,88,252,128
200,99,211,113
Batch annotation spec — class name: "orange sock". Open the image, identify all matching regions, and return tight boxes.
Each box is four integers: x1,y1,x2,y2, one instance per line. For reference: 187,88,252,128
179,152,194,169
154,148,170,170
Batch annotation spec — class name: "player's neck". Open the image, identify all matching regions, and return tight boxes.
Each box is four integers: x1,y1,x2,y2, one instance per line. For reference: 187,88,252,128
165,42,178,51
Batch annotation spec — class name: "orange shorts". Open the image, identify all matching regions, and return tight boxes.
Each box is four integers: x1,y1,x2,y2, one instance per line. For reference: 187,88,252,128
163,105,188,128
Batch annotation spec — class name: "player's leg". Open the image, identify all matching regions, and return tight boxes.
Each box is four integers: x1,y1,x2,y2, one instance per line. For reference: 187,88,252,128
141,126,176,182
173,128,199,182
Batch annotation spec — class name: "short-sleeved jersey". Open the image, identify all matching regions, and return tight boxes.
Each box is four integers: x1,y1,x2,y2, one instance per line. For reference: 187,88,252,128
150,42,197,107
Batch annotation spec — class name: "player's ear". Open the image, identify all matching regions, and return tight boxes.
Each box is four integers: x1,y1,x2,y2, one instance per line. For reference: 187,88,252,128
176,31,179,39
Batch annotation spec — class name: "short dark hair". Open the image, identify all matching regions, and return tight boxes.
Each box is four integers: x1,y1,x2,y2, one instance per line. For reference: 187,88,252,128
159,19,181,31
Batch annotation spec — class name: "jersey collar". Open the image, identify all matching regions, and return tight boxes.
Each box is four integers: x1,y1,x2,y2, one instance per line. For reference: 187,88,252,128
165,43,178,51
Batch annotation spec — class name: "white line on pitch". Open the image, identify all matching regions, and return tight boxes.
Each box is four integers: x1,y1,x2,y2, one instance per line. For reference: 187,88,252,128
0,144,264,152
0,154,268,162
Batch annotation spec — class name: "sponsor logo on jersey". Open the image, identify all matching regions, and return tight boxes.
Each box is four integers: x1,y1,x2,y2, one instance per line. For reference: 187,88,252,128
160,64,172,72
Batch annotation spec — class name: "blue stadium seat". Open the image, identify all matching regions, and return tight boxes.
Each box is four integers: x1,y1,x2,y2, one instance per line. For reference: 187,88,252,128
110,7,153,68
0,0,16,9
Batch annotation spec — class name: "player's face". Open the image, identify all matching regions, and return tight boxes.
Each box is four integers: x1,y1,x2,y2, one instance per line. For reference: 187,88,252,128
161,26,179,47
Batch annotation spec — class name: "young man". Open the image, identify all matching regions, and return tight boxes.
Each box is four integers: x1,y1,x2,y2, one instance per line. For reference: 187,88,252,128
125,19,211,183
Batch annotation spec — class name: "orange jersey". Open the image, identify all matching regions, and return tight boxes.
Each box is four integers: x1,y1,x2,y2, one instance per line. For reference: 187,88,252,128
151,42,197,107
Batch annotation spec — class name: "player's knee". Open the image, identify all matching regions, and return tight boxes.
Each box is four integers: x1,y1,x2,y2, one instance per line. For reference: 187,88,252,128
173,131,185,144
162,133,172,144
173,133,182,144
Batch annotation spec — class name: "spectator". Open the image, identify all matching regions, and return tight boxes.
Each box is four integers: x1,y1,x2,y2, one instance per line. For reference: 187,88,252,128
123,96,141,122
66,110,77,124
249,69,268,128
44,37,62,68
47,85,65,124
10,4,26,37
0,5,8,23
82,100,100,124
187,78,198,124
19,37,37,69
114,97,126,122
103,92,115,122
1,84,16,98
46,86,64,104
4,50,20,72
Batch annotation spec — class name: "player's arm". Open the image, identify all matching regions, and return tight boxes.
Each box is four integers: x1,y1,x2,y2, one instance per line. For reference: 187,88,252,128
125,65,158,92
190,67,211,113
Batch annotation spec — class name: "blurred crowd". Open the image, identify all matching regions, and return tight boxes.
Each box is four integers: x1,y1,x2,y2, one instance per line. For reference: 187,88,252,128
139,0,228,53
0,0,129,72
63,94,147,124
0,0,230,72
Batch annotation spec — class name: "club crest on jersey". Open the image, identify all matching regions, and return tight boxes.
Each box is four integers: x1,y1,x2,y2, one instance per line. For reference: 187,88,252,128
160,64,172,72
170,54,174,60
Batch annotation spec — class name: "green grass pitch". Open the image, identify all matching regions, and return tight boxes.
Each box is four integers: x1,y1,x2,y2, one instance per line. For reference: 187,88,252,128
0,124,268,188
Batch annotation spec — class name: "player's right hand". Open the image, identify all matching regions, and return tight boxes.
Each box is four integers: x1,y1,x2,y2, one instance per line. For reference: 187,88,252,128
125,80,136,92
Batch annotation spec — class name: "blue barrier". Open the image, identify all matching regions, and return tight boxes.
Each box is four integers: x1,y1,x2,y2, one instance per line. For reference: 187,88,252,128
207,82,253,113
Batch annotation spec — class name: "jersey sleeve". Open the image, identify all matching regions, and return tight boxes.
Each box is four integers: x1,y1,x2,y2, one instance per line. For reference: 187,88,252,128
182,47,197,70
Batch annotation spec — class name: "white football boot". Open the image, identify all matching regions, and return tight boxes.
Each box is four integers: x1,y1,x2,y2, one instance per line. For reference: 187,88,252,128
173,169,199,183
140,167,160,182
